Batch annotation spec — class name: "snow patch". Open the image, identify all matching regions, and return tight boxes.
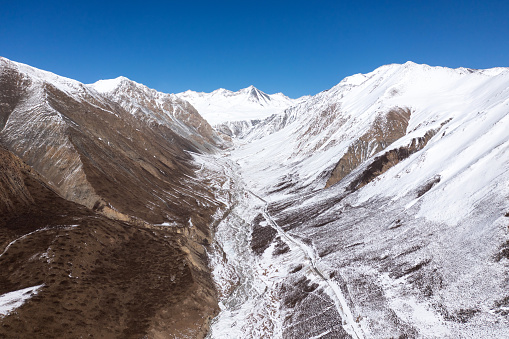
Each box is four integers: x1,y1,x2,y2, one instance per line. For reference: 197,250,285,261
0,285,44,317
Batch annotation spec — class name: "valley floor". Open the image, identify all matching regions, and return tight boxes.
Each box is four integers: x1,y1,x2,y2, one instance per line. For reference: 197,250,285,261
196,142,509,339
196,153,361,338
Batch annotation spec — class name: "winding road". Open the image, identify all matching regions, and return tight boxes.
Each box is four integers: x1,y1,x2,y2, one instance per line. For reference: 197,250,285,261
247,190,364,339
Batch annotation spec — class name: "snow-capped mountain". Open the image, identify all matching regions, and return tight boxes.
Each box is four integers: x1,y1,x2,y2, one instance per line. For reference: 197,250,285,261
206,62,509,338
177,85,304,125
0,57,223,216
232,62,509,198
89,76,224,151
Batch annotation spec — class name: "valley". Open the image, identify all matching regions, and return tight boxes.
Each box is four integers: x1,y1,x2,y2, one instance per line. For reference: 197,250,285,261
0,57,508,338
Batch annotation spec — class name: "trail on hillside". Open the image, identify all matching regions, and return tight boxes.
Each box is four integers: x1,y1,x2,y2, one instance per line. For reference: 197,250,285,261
249,191,364,339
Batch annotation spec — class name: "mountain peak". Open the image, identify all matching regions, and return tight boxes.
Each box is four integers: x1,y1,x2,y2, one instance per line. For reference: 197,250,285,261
211,88,233,95
90,76,132,93
238,85,258,94
176,85,298,125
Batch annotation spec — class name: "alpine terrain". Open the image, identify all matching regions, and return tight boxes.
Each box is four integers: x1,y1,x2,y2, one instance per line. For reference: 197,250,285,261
0,57,508,339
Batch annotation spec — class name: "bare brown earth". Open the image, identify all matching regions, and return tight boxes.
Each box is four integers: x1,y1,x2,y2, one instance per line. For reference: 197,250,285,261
0,146,218,338
346,119,451,192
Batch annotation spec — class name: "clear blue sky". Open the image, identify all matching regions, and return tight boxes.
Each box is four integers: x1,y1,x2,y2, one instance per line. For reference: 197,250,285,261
1,0,508,97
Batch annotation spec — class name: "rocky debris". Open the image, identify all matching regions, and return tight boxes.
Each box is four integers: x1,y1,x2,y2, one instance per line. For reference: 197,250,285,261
0,65,30,131
0,146,35,216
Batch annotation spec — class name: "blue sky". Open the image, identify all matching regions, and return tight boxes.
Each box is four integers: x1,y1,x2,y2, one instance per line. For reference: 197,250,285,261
1,0,508,97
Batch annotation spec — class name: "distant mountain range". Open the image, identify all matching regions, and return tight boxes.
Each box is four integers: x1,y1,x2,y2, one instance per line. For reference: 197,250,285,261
176,85,307,125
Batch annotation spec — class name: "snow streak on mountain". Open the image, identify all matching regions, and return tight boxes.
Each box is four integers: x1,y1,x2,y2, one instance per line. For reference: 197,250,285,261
1,57,508,338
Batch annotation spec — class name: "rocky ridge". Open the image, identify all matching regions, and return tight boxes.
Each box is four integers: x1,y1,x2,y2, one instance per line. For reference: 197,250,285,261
0,57,226,338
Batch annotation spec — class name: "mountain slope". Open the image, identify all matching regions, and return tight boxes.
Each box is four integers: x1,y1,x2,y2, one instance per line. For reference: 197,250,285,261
0,57,224,338
0,146,217,338
90,77,224,151
207,62,509,338
0,57,222,226
232,62,509,199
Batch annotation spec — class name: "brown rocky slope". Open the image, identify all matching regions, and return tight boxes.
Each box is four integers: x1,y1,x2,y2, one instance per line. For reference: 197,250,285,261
0,146,218,338
0,58,224,338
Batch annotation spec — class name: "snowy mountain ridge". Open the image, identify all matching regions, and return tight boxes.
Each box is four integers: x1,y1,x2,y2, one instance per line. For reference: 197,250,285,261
231,61,509,198
90,76,301,130
177,85,305,125
89,75,223,151
217,62,509,143
0,57,88,95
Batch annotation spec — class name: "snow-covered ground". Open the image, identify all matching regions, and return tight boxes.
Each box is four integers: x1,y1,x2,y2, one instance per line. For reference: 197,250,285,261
198,62,509,338
196,154,359,338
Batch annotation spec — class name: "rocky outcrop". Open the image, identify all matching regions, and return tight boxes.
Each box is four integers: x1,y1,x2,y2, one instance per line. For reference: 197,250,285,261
0,66,30,131
0,146,35,216
326,106,411,188
346,118,450,191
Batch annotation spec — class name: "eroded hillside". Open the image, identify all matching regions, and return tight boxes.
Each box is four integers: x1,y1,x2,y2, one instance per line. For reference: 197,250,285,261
0,57,226,338
0,146,219,338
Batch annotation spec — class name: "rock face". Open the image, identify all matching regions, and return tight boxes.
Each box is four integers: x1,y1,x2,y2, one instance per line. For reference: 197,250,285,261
325,106,411,187
90,76,223,152
0,146,36,217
